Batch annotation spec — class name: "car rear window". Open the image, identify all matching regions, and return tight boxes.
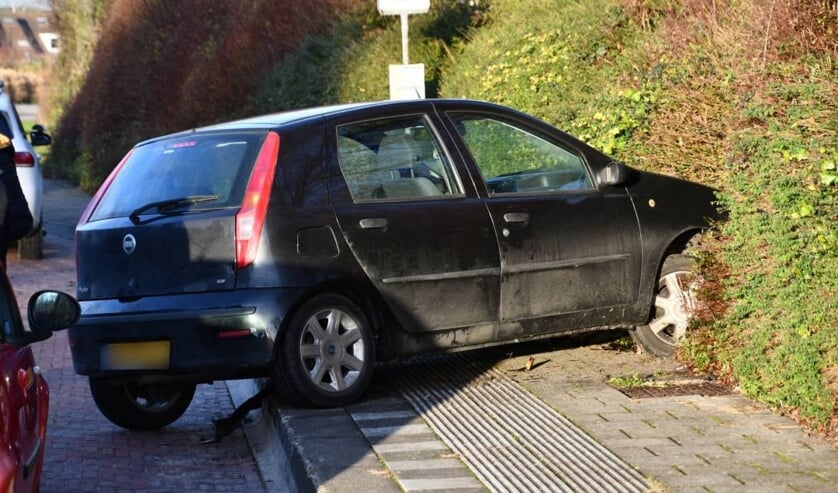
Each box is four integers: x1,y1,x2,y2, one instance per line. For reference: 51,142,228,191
90,131,268,221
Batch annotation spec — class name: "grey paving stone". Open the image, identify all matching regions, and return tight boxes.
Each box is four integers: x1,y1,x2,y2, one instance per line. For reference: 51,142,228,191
367,431,445,446
373,441,450,455
281,412,361,439
654,470,747,489
395,467,480,481
291,435,397,491
347,395,413,413
398,477,484,491
386,458,467,471
350,409,418,422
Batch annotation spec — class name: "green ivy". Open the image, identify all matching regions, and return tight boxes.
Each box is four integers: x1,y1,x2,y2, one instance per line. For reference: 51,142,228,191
440,0,660,161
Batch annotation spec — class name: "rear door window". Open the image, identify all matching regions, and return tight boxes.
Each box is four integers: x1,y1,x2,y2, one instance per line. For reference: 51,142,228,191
336,116,462,202
91,132,267,221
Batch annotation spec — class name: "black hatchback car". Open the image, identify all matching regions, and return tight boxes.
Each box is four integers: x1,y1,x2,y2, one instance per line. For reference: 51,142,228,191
71,99,719,429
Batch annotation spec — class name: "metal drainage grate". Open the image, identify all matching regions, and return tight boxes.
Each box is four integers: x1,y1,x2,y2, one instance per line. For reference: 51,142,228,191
388,353,651,493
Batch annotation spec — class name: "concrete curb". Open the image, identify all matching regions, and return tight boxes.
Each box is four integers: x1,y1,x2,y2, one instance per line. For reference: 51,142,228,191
277,405,400,493
226,379,297,493
226,379,401,493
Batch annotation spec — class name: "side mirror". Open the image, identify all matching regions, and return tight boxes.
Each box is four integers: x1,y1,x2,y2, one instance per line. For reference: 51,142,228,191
30,124,52,147
597,161,630,187
27,290,80,335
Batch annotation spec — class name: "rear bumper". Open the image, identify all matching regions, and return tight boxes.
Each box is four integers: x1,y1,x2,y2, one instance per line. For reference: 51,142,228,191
67,287,305,382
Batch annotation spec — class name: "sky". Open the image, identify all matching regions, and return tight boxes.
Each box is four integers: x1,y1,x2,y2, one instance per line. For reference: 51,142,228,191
0,0,51,11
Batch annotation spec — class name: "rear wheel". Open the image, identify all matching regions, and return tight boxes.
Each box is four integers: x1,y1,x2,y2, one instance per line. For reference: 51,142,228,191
633,255,697,357
89,378,196,430
272,293,375,407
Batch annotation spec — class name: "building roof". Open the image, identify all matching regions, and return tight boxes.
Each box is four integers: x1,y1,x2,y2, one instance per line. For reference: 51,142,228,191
0,1,50,11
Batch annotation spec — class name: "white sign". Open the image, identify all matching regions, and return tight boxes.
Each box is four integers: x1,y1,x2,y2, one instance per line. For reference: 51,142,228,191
389,64,425,100
377,0,430,16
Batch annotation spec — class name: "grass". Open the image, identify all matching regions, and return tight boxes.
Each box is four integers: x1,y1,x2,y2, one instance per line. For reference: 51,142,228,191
608,373,648,388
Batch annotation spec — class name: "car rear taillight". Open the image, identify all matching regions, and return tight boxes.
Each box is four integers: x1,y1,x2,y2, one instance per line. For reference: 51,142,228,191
236,131,280,270
14,151,35,167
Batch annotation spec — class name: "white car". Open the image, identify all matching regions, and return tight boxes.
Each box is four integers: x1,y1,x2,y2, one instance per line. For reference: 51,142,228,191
0,80,51,259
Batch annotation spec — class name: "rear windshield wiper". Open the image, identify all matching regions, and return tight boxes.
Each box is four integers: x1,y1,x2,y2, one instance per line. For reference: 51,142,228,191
129,195,219,224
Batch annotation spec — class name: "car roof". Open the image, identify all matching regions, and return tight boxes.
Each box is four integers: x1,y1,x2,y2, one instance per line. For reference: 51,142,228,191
138,99,508,145
211,101,390,128
212,98,512,127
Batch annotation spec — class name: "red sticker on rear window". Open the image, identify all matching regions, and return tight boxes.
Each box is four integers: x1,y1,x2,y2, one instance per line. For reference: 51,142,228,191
167,141,197,149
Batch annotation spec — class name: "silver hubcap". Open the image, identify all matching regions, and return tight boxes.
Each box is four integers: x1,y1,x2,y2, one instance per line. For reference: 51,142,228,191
124,383,183,412
648,270,696,347
298,308,366,393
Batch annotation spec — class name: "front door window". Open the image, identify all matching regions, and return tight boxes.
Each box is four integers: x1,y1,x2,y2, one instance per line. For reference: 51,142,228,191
452,116,593,194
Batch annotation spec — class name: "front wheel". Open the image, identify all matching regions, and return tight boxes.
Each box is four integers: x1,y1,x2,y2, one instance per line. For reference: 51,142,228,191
89,378,196,430
272,293,375,407
632,255,698,357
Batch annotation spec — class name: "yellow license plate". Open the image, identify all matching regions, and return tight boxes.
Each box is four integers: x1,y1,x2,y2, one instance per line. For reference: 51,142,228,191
101,341,171,370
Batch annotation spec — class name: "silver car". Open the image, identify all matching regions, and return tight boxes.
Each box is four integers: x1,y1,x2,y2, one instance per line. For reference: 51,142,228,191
0,80,52,259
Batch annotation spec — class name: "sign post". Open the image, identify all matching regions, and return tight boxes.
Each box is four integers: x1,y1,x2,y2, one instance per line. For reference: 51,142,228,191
377,0,430,100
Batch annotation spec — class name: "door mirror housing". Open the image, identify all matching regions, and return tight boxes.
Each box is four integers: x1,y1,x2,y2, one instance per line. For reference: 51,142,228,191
30,124,52,147
27,290,80,337
597,161,630,187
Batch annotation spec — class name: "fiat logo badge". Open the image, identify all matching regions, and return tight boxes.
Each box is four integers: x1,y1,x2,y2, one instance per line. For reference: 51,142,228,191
122,234,137,254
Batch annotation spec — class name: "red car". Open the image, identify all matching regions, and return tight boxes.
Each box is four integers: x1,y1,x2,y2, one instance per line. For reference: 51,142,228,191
0,268,79,493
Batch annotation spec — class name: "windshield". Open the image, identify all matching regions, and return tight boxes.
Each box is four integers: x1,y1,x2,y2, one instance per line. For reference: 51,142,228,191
90,131,268,221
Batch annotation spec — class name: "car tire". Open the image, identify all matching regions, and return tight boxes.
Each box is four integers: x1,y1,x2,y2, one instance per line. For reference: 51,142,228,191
17,227,43,260
632,254,697,357
89,378,196,430
272,293,375,407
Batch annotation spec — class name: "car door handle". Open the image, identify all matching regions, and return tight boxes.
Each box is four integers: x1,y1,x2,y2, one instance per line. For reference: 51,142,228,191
359,218,388,230
503,212,530,224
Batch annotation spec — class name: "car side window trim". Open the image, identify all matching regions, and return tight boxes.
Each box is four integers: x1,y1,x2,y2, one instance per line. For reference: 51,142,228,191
335,114,466,204
445,111,596,197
